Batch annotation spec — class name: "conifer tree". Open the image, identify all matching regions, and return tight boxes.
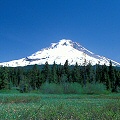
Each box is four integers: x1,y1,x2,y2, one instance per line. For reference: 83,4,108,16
101,64,110,90
82,58,88,86
56,64,63,83
41,61,51,83
10,68,18,87
17,67,24,87
109,61,116,92
86,62,94,83
115,70,120,92
0,67,9,89
0,78,2,90
64,60,69,74
51,61,58,83
72,62,81,83
30,64,41,89
64,60,70,82
95,64,102,83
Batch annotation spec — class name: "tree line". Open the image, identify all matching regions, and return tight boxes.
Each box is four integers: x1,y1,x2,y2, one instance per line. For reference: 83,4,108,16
0,60,120,92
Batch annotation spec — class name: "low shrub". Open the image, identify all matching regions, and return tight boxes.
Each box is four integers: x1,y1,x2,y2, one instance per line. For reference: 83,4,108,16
82,82,107,94
62,82,82,94
40,82,108,94
40,82,82,94
40,82,63,94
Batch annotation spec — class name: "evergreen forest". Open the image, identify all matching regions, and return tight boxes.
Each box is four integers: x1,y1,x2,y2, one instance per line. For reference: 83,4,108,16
0,60,120,93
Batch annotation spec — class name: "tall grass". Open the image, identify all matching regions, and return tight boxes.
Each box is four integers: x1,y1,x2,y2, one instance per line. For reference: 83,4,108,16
0,94,41,103
0,93,120,120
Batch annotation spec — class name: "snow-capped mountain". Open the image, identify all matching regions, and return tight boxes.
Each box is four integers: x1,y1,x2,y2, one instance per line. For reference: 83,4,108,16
0,39,120,67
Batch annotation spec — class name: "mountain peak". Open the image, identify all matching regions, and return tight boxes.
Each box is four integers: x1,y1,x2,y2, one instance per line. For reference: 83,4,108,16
59,39,72,45
51,39,73,48
0,39,120,67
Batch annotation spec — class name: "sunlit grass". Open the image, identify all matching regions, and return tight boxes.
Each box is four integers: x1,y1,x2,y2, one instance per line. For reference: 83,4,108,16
0,93,120,120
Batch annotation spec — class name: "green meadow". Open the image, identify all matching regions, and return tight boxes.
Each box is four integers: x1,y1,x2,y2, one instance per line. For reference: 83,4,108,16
0,92,120,120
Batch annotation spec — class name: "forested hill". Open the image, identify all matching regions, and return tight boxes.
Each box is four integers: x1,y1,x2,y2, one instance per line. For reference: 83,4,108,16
0,60,120,93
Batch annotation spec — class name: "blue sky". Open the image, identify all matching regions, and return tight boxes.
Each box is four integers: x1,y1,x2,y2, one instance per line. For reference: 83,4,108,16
0,0,120,63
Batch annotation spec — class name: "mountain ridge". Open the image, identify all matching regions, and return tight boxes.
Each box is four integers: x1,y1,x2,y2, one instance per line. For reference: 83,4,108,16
0,39,120,67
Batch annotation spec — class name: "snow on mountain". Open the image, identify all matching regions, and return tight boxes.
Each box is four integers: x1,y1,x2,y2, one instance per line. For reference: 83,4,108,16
0,39,120,67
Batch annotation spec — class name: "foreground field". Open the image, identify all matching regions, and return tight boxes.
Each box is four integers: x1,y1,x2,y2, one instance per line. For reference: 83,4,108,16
0,93,120,120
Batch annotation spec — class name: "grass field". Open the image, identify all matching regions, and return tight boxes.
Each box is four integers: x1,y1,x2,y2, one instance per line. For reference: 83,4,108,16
0,92,120,120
